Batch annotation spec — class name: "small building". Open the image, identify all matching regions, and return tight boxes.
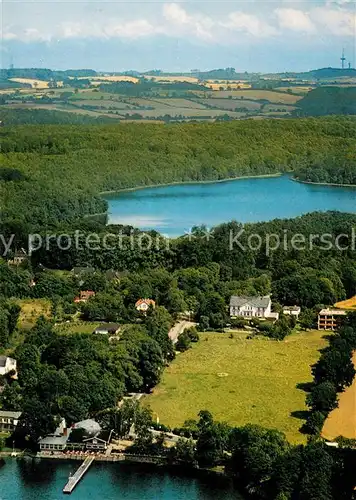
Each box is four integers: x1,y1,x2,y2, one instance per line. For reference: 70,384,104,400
283,306,301,319
318,308,347,331
135,298,156,313
8,249,27,266
83,431,111,452
93,323,121,335
0,356,17,378
38,418,70,451
74,290,95,303
230,295,273,319
0,410,22,433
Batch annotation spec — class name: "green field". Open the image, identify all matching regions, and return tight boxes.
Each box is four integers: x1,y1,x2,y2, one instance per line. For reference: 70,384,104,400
145,331,327,443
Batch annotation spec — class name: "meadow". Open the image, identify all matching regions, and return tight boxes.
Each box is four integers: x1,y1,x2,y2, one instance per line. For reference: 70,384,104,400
145,330,327,443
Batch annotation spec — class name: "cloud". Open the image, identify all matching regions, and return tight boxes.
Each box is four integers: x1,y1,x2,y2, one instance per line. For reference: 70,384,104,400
2,1,356,45
311,6,356,36
275,8,316,33
222,12,277,37
162,3,215,40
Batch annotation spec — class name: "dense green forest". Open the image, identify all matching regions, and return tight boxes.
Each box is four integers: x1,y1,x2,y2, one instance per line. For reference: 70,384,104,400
296,87,356,116
1,116,355,230
0,108,116,125
295,151,356,184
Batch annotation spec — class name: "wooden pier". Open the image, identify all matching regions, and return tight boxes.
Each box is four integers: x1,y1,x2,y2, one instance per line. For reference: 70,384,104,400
63,456,94,494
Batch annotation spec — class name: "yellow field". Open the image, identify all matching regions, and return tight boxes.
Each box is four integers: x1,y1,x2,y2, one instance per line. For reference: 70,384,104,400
9,78,63,89
145,330,326,443
334,296,356,310
205,83,252,90
144,75,199,84
80,76,140,84
322,353,356,440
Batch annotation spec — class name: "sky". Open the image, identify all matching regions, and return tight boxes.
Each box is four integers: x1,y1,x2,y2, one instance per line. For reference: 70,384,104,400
1,0,356,72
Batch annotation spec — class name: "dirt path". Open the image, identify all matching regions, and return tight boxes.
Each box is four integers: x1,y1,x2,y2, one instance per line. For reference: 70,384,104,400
168,321,196,344
322,352,356,440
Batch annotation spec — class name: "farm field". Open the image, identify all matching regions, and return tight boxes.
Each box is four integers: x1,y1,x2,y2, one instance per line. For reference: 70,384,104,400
200,98,262,111
9,78,63,89
209,89,303,104
322,352,356,440
145,330,327,443
334,296,356,310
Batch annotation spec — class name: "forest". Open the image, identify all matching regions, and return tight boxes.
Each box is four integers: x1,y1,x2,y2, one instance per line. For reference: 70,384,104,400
296,87,356,117
1,116,355,233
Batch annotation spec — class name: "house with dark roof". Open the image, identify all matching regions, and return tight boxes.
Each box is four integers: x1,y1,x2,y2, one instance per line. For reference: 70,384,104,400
0,410,22,433
38,418,70,451
93,323,121,335
230,295,274,319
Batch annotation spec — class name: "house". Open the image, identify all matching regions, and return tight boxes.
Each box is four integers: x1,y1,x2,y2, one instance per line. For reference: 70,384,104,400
0,356,17,378
230,295,273,319
38,418,70,451
83,431,111,451
0,410,22,433
135,298,156,313
93,323,121,335
283,306,301,319
74,290,95,303
8,249,27,266
318,308,347,331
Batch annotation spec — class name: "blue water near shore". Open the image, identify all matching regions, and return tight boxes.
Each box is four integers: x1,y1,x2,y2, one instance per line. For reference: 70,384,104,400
0,458,242,499
104,175,356,236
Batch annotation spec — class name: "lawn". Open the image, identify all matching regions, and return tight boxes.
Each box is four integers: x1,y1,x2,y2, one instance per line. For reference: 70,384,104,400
16,298,51,329
144,330,327,444
334,296,356,310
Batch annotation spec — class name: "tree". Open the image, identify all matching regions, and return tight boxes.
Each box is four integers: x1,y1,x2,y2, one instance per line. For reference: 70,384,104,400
172,438,197,466
306,382,338,414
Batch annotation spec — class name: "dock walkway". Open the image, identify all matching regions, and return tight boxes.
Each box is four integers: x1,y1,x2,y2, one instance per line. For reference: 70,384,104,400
63,456,94,494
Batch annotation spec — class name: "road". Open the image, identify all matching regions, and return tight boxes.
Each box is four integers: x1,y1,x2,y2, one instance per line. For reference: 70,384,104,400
168,321,196,344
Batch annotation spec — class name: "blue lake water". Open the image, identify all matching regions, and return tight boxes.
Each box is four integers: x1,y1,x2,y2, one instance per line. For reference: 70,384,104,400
105,175,356,237
0,458,242,500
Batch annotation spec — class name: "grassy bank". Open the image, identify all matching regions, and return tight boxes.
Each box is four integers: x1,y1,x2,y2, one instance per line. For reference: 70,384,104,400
145,331,327,444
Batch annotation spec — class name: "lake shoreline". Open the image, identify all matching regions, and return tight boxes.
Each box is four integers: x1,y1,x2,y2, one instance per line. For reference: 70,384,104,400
292,177,356,188
100,172,284,196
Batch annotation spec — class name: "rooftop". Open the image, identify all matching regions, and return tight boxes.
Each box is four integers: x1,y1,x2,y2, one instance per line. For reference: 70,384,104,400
0,356,14,367
319,308,347,316
283,306,301,311
0,410,22,419
38,435,69,446
230,295,271,308
94,323,120,333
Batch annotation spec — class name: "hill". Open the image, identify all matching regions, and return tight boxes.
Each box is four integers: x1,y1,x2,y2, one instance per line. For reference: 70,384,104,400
296,87,356,116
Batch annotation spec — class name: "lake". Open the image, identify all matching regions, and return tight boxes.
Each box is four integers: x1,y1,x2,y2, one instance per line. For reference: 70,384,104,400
0,458,242,500
104,175,356,237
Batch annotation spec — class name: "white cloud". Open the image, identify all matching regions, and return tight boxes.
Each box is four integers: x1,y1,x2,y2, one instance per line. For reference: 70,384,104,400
311,6,356,36
275,8,316,33
163,3,191,25
222,12,277,37
2,1,356,45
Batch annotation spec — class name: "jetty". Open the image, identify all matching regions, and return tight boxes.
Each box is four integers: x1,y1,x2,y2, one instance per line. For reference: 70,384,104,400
63,456,94,494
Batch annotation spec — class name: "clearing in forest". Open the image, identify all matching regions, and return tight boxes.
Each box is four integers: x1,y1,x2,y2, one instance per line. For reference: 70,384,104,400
145,331,326,443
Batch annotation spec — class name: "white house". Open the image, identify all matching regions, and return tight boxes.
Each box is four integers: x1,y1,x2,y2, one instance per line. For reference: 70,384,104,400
230,295,273,319
38,418,70,451
283,306,301,319
0,356,17,378
0,410,22,433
